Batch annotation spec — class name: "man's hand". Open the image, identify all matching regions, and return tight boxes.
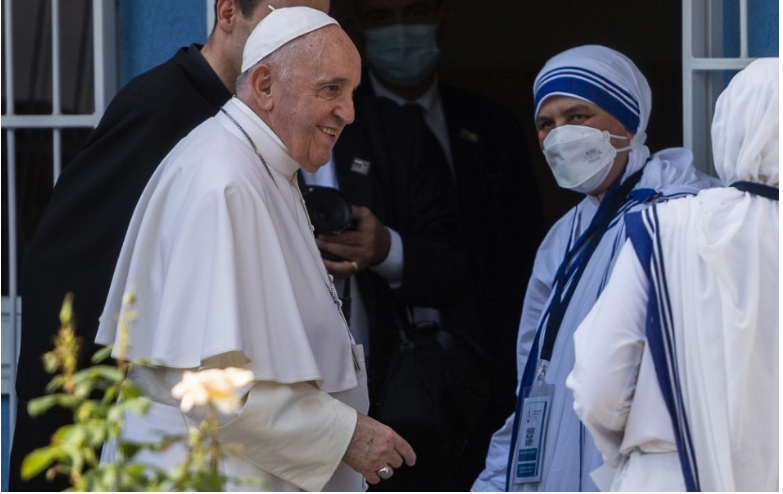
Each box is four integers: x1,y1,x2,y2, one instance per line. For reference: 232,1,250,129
317,205,391,279
342,413,416,484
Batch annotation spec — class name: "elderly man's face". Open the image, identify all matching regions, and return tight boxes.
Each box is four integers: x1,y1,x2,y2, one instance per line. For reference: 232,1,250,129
536,95,635,195
268,26,361,172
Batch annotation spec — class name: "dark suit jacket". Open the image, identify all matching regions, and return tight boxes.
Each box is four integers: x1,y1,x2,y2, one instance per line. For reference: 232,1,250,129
11,45,231,492
328,92,491,492
438,83,546,416
327,93,471,387
360,78,547,422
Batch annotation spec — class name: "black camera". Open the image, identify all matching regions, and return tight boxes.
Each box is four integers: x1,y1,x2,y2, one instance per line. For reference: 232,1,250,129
302,185,353,235
302,185,354,262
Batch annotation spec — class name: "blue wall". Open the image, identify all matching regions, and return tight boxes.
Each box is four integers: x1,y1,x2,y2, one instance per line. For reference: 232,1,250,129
725,0,779,57
119,0,209,86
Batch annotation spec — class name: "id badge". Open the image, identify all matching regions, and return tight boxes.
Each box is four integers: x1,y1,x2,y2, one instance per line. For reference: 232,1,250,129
513,380,555,484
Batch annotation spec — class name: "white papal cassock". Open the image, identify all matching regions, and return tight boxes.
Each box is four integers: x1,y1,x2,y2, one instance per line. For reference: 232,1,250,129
96,97,368,492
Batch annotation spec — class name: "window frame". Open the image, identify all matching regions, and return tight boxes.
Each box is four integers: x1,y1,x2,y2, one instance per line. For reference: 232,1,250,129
1,0,118,431
682,0,755,175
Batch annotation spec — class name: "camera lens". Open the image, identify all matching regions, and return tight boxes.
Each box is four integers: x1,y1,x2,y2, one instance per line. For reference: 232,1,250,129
302,186,353,236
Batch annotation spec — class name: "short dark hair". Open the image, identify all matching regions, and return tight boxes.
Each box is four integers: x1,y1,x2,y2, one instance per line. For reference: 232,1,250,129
236,0,265,18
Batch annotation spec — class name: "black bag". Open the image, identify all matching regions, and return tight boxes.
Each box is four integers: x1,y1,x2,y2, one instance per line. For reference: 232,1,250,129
375,304,494,435
373,313,495,491
374,320,456,436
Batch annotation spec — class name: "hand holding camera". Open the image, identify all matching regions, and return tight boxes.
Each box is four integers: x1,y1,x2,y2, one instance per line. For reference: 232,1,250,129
302,185,391,280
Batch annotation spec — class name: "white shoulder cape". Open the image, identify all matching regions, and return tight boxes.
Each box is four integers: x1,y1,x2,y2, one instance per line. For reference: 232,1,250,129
97,98,357,393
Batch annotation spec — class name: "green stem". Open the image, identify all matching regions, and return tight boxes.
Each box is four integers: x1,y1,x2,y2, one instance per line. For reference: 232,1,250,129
207,406,220,474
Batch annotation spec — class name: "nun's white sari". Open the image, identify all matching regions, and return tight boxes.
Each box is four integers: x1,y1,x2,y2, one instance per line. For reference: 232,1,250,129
568,58,779,491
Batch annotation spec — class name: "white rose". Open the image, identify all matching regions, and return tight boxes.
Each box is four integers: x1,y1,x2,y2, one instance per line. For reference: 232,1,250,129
171,367,255,413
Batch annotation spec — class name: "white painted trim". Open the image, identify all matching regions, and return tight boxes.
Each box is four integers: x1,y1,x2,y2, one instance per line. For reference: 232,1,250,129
94,0,119,112
683,0,753,175
2,113,104,128
1,297,22,396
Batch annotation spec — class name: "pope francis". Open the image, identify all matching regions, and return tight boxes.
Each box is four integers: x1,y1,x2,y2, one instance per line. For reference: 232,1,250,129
96,6,415,491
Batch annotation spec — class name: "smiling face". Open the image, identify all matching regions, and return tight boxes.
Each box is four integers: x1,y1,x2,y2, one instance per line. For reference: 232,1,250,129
536,95,635,195
264,26,362,172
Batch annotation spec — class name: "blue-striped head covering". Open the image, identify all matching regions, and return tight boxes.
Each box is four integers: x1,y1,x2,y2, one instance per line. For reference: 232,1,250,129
533,45,651,139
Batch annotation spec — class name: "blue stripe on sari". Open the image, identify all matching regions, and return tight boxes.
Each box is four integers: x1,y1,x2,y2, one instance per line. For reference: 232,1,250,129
625,210,701,491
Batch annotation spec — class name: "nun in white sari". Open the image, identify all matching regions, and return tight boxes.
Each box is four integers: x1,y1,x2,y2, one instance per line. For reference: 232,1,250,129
472,45,717,492
567,57,778,491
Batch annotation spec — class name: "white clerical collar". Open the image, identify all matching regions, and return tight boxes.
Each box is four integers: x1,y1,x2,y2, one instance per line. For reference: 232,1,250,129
227,97,301,180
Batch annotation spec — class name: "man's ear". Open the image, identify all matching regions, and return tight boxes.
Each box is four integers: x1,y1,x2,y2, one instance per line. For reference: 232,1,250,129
250,64,275,110
214,0,241,33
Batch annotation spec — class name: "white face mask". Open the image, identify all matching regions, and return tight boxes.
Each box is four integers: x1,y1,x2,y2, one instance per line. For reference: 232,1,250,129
364,24,440,88
542,125,631,194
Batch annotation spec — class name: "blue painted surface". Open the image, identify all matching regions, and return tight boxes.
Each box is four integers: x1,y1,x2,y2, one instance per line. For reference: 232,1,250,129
118,0,209,86
724,0,779,57
2,397,8,492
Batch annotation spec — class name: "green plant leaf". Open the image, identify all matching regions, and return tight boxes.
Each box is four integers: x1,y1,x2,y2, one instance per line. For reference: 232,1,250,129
27,395,58,416
120,380,145,399
75,401,96,422
59,425,87,447
73,381,94,400
44,375,66,393
80,421,108,446
53,394,80,409
42,352,60,374
23,294,244,492
102,384,119,405
87,365,125,383
21,447,58,480
122,396,152,416
62,445,84,474
91,345,114,364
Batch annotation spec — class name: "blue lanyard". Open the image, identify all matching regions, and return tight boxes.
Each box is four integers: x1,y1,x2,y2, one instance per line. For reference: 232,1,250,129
504,166,644,491
731,181,779,201
541,167,644,362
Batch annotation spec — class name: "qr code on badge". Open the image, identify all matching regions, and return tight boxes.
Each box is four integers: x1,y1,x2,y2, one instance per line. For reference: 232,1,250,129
525,427,535,447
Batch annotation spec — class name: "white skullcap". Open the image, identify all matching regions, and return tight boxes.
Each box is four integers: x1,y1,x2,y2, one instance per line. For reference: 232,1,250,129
241,6,338,73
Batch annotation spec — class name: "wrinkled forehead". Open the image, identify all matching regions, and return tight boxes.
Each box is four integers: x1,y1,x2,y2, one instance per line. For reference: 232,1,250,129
283,26,362,84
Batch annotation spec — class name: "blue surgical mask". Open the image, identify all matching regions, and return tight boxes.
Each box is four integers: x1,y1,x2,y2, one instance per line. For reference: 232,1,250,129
364,24,440,88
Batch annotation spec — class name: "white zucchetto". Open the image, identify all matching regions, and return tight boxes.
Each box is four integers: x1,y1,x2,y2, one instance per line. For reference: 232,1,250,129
241,6,338,72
